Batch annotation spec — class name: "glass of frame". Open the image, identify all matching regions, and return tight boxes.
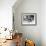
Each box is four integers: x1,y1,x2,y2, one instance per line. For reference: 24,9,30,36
21,13,37,26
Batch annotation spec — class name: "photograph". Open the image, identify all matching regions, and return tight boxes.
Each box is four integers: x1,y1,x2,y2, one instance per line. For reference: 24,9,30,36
21,13,37,25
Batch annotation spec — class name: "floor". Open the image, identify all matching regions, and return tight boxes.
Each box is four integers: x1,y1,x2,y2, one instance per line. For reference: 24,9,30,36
0,39,16,46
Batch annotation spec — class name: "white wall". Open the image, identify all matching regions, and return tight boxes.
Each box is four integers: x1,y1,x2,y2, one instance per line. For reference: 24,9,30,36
0,0,17,30
41,0,46,46
13,0,46,46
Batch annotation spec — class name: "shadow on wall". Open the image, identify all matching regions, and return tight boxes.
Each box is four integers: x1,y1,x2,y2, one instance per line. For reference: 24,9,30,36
12,0,41,46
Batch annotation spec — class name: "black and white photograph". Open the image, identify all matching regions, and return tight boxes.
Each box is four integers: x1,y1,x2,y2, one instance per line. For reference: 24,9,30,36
21,13,37,25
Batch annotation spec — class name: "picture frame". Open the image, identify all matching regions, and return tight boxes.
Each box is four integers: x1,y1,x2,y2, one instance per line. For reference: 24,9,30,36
21,13,37,26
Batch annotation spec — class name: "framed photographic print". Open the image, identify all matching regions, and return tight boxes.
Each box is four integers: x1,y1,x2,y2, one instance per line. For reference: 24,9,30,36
21,13,37,26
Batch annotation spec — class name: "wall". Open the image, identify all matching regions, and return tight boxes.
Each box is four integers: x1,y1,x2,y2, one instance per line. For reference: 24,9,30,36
41,0,46,46
13,0,46,46
0,0,16,30
0,0,17,38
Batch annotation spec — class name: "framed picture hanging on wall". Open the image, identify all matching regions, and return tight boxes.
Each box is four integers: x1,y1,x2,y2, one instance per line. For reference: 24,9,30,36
21,13,37,26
